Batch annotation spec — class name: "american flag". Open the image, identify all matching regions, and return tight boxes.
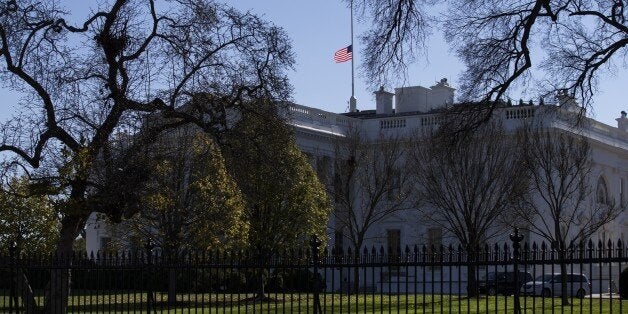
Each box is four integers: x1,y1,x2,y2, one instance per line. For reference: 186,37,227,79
334,45,352,63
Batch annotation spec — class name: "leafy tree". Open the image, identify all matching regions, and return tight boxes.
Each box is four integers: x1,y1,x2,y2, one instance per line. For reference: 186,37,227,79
408,116,529,297
105,128,248,304
221,104,331,300
117,129,249,253
222,108,331,255
0,176,59,255
0,0,292,312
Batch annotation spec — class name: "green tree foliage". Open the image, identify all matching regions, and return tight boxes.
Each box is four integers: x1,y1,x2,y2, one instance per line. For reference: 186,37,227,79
0,1,292,311
0,177,59,255
0,0,293,258
120,130,249,253
223,107,331,254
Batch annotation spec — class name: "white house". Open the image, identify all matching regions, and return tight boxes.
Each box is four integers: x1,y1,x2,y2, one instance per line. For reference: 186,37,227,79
84,79,627,292
281,80,627,293
288,81,626,250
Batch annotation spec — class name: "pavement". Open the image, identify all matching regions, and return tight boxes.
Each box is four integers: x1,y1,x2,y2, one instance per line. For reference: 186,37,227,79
588,293,624,299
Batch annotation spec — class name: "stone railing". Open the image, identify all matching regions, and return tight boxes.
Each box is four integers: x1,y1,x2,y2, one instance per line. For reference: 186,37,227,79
420,115,443,127
380,118,407,129
504,106,536,120
286,103,355,131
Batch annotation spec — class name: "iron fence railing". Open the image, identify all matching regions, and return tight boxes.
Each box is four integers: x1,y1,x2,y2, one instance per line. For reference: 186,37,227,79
0,229,626,313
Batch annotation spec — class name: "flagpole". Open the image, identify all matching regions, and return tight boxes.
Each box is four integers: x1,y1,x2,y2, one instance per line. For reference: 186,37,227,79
349,1,357,112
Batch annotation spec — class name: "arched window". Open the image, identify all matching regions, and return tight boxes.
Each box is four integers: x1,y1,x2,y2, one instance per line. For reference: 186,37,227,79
596,177,609,205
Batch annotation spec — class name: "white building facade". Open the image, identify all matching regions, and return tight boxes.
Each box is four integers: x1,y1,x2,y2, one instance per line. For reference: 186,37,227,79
84,80,627,292
287,80,627,293
290,81,627,251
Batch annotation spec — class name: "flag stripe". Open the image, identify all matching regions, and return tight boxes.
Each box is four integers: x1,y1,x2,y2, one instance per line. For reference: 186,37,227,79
334,45,352,63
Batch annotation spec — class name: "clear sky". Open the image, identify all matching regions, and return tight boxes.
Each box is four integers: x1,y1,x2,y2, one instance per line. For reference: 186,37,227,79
0,1,624,127
231,0,625,127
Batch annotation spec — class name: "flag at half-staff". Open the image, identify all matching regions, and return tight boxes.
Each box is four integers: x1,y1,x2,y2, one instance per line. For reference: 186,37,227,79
334,45,353,63
335,1,357,112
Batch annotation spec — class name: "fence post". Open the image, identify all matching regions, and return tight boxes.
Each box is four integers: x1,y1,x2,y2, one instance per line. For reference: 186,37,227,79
311,235,322,314
8,242,16,314
510,228,524,314
145,239,156,314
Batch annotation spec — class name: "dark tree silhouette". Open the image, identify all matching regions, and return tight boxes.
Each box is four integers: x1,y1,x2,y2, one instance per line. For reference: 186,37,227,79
409,115,529,297
516,117,623,305
329,128,413,292
354,0,627,120
0,0,293,312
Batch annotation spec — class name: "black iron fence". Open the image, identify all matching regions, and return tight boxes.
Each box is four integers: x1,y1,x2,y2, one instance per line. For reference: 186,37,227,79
1,231,626,313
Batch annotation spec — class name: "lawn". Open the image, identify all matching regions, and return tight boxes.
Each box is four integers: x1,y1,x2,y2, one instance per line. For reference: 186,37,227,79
0,292,625,313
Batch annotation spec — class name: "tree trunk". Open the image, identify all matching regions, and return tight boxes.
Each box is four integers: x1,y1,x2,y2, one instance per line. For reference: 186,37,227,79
253,269,269,301
464,241,479,298
559,254,570,306
352,239,363,294
352,266,360,294
467,264,479,298
168,268,177,305
253,250,269,301
554,226,569,306
43,212,90,314
164,249,178,305
13,269,39,314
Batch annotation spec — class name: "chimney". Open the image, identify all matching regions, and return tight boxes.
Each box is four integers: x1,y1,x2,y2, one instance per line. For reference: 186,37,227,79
556,89,582,113
349,96,357,112
375,86,394,115
617,111,628,132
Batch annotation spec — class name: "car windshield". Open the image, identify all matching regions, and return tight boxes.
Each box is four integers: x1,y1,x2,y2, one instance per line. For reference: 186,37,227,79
535,275,553,282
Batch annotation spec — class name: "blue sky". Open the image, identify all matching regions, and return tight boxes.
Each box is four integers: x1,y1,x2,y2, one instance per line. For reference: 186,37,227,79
231,0,625,126
0,1,624,126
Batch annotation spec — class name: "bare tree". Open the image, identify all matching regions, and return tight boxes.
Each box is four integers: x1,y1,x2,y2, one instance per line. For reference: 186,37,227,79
355,0,627,118
350,0,434,85
0,1,292,312
408,118,529,297
330,129,412,291
517,121,623,305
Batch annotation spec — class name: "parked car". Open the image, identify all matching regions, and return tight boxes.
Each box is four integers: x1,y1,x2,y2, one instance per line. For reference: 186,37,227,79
520,273,591,298
479,271,533,295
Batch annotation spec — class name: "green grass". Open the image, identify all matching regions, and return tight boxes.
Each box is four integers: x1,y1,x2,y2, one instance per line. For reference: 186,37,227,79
0,292,625,313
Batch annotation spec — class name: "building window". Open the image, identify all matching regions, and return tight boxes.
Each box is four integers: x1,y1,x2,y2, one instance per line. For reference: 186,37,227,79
387,229,401,254
426,228,442,270
387,229,401,272
333,165,344,202
334,231,344,255
621,178,625,208
386,170,401,200
597,177,609,205
520,228,531,246
316,156,330,184
427,228,442,252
